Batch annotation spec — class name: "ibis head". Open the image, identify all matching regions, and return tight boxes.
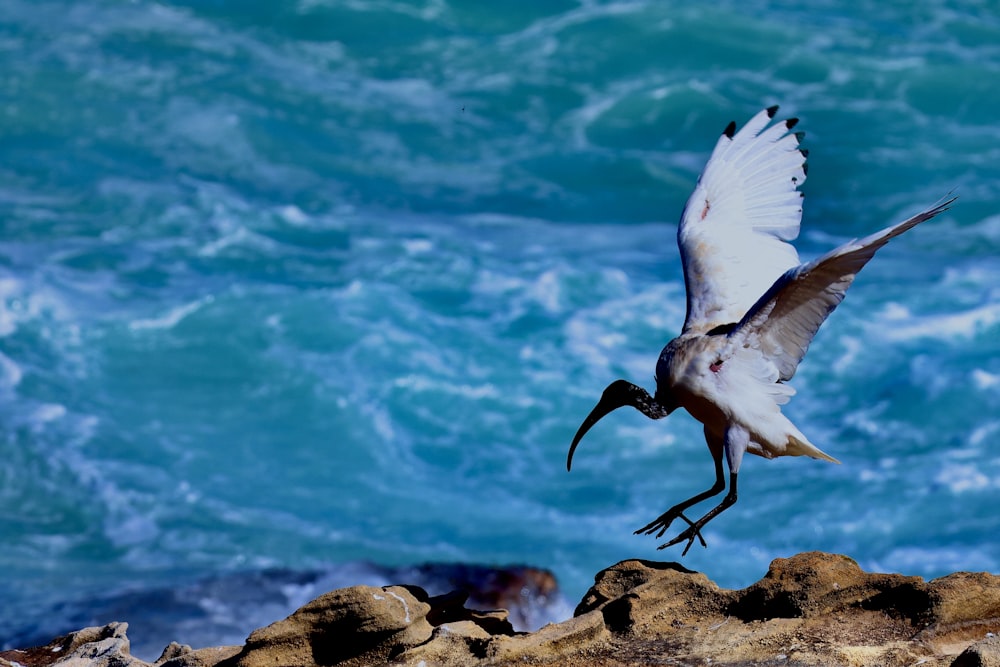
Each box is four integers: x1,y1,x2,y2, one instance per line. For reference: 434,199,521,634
567,379,676,471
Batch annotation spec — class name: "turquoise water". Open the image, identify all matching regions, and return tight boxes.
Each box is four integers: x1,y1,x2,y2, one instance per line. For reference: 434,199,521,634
2,0,999,653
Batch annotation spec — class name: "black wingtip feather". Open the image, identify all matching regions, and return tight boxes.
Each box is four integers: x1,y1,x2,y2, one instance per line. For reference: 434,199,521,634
786,117,799,130
766,105,779,118
794,131,805,143
706,322,739,336
723,120,736,138
800,149,809,158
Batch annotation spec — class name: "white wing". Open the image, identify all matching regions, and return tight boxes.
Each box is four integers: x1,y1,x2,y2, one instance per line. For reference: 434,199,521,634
678,106,807,334
734,197,955,381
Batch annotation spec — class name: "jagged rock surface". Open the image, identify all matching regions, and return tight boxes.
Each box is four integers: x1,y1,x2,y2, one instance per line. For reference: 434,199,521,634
0,623,146,667
3,552,999,667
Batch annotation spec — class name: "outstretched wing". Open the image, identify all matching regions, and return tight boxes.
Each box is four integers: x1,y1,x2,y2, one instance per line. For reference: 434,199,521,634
733,197,956,381
678,106,807,335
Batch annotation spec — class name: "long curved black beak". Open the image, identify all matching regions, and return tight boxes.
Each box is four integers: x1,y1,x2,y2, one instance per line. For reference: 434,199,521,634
567,379,672,471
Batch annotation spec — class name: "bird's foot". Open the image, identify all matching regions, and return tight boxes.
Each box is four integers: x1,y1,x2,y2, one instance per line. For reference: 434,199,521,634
635,510,701,540
657,523,708,556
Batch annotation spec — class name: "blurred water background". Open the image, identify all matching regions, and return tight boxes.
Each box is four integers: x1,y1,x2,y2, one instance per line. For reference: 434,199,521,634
2,0,999,658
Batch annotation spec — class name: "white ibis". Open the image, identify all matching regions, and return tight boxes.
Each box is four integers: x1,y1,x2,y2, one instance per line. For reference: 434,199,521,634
567,106,954,555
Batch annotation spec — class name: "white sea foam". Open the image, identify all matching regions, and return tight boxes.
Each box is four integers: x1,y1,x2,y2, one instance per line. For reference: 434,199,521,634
879,302,1000,342
403,238,433,255
31,403,66,424
971,369,1000,391
0,277,23,336
0,351,23,389
0,277,73,337
830,335,863,375
969,422,1000,448
278,204,309,226
934,463,996,494
393,375,501,401
129,296,214,331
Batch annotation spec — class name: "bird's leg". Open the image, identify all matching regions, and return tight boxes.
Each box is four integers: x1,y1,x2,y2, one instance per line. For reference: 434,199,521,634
635,428,725,543
660,472,739,556
658,424,748,556
634,448,724,540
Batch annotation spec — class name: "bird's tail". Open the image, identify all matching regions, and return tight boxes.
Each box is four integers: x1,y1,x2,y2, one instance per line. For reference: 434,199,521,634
788,435,841,464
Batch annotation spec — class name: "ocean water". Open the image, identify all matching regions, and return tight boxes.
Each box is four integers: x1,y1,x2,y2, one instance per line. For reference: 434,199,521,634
2,0,999,657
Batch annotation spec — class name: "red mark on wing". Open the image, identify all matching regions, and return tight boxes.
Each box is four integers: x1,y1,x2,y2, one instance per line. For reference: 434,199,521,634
709,361,723,373
700,199,710,220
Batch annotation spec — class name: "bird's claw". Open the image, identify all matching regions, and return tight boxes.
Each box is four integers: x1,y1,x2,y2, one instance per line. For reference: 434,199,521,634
636,510,708,554
658,524,708,556
634,510,696,539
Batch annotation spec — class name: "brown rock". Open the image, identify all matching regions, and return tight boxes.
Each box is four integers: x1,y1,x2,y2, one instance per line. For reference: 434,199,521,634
556,551,1000,667
927,573,1000,642
393,563,560,631
423,589,515,636
578,559,724,638
953,635,1000,667
155,643,192,663
155,645,242,667
392,620,492,665
6,553,1000,667
233,584,433,667
50,623,145,667
486,609,609,664
575,559,705,616
0,623,148,667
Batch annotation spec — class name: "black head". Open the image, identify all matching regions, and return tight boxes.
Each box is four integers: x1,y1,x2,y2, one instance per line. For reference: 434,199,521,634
567,379,675,471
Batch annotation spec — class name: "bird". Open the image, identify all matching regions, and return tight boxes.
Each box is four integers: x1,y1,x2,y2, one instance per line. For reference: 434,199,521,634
566,105,954,556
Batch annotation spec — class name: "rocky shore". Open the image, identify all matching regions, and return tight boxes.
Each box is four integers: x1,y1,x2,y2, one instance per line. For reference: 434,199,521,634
4,552,999,667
